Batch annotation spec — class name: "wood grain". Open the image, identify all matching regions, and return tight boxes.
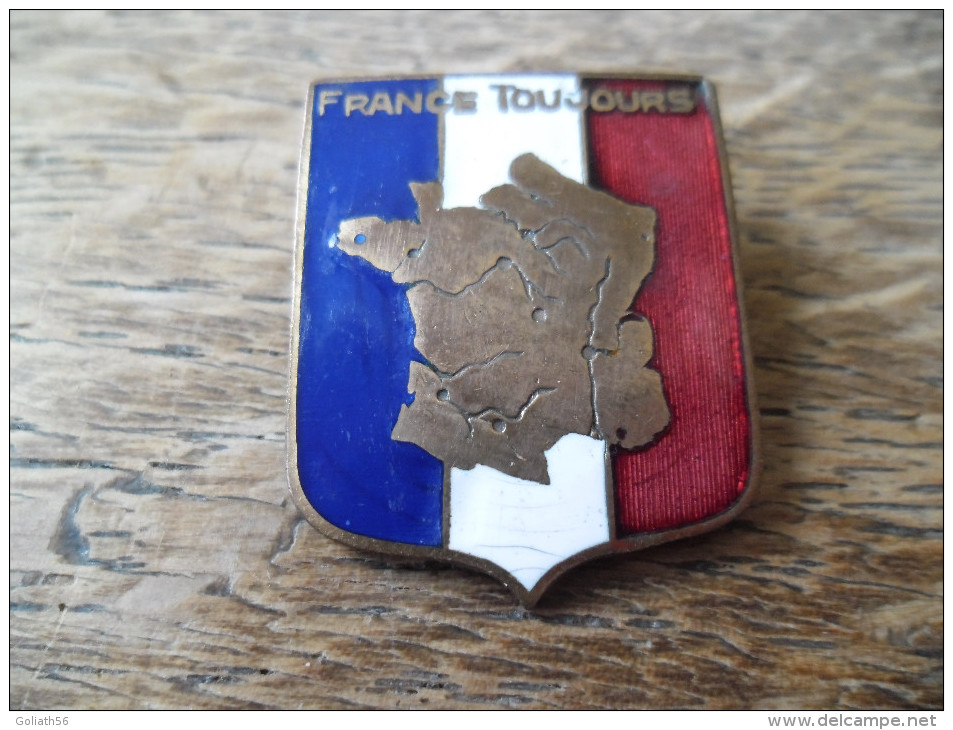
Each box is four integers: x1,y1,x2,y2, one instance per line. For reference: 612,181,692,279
11,10,941,709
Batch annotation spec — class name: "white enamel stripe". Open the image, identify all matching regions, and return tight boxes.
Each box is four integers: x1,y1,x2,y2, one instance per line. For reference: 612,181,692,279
449,434,609,592
442,74,610,592
441,74,586,208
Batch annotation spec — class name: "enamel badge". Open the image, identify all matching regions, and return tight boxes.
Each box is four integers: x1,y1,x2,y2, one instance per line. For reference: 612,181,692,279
289,74,757,606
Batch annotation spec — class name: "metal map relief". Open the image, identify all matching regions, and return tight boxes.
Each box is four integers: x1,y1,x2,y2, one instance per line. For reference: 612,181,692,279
289,74,757,606
337,153,669,484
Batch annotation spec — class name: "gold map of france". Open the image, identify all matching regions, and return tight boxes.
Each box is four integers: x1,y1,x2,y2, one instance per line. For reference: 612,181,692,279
336,154,670,484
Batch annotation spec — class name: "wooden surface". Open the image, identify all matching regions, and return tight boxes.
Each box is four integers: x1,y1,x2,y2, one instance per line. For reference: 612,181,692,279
10,10,942,710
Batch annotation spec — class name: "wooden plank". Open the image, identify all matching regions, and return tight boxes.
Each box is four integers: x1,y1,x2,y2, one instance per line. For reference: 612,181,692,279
11,10,941,710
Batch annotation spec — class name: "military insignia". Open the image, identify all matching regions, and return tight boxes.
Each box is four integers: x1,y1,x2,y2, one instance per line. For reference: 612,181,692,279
288,74,757,606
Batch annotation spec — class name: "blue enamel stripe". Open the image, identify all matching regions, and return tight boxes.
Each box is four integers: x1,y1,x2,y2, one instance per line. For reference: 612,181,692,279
297,79,444,546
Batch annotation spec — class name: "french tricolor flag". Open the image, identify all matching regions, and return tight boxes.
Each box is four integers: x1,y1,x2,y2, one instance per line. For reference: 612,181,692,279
290,74,756,604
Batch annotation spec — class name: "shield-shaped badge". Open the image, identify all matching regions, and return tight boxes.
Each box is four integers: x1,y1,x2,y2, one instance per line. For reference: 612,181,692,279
289,74,758,606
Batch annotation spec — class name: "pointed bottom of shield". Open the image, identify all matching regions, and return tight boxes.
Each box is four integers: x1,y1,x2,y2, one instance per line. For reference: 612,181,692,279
448,433,610,595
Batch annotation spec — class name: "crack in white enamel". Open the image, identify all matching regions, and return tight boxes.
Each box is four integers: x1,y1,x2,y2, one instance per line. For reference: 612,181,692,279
448,433,610,592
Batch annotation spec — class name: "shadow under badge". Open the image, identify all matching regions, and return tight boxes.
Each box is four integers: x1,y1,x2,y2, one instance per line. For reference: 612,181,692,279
288,73,758,607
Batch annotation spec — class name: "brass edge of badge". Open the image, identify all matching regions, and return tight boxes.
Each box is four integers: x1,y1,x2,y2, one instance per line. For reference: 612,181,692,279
700,77,763,524
286,74,760,608
286,83,312,536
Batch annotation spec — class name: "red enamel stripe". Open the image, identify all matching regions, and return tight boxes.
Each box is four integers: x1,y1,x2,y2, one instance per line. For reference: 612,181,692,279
585,79,751,535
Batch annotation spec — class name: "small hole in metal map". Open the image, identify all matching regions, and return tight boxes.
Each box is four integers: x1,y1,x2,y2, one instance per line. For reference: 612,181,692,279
437,389,450,401
354,234,366,244
492,419,507,433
